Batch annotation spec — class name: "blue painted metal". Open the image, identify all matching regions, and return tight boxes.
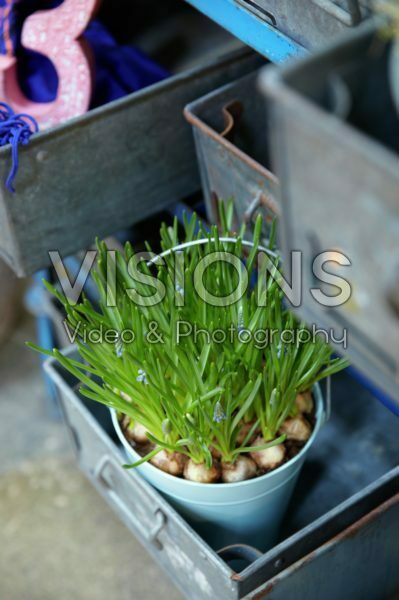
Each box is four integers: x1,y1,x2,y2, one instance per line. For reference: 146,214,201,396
25,270,61,418
347,366,399,419
183,0,305,63
26,257,101,418
62,256,100,303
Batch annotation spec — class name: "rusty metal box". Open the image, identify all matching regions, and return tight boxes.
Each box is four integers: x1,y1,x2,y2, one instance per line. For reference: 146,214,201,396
235,0,370,48
45,349,399,599
260,21,399,405
0,49,261,277
247,493,399,599
185,69,279,241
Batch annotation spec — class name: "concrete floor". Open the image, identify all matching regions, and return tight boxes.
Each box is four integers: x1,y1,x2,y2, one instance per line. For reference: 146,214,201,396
0,316,182,600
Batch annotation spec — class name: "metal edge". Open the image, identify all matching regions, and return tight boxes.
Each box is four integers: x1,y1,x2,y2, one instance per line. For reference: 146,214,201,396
44,347,399,596
183,0,306,62
258,18,399,402
184,73,279,185
43,348,235,580
0,46,257,157
257,18,399,172
247,491,399,598
236,466,399,592
259,16,378,89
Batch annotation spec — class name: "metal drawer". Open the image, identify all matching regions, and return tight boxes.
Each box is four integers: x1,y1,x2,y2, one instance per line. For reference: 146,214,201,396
247,493,399,599
260,21,399,405
235,0,370,48
185,69,279,241
45,350,399,599
0,48,262,277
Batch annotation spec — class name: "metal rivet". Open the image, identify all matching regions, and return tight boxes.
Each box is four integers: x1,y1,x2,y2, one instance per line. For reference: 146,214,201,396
274,557,284,569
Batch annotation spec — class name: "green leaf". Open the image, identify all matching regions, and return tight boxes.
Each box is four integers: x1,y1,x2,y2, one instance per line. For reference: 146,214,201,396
233,434,286,455
123,446,164,469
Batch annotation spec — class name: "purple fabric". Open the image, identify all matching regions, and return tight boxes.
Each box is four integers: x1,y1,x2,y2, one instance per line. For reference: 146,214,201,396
85,21,169,109
0,1,169,191
0,1,169,106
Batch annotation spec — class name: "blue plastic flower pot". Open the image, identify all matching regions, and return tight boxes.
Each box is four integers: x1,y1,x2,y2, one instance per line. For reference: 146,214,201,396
112,385,325,552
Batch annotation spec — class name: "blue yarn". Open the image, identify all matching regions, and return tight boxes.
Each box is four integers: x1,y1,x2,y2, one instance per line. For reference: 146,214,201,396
0,102,38,193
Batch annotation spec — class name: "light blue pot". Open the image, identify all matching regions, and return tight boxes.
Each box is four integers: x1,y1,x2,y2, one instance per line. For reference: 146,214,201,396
112,385,325,552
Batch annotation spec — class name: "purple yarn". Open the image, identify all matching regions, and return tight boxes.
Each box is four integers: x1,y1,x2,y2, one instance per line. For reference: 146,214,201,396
0,102,38,192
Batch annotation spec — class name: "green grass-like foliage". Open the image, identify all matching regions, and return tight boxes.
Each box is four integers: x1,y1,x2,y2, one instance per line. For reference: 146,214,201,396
377,0,399,38
28,202,348,468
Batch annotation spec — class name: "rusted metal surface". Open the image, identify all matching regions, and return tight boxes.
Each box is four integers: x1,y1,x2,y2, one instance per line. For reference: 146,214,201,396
243,191,280,225
46,350,238,600
310,0,362,26
0,48,261,278
260,20,399,405
45,350,399,599
249,582,274,600
218,544,263,576
247,494,399,599
234,0,369,49
221,100,244,141
185,68,279,242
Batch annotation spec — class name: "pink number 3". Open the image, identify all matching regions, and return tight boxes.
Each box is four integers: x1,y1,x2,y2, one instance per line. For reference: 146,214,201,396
0,0,101,129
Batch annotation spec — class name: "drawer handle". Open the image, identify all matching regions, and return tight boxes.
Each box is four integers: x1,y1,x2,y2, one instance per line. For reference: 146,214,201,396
244,191,280,224
217,543,262,566
234,0,276,26
309,0,361,26
94,455,166,550
220,100,243,142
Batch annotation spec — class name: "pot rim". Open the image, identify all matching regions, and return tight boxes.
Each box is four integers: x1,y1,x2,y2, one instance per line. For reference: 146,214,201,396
111,383,324,489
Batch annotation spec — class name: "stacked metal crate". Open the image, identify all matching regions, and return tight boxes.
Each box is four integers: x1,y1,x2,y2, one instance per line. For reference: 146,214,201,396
3,3,398,599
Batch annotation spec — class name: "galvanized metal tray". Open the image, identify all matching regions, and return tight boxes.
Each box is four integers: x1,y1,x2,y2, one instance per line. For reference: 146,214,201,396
247,493,399,599
0,48,262,278
234,0,371,49
45,349,399,599
260,20,399,405
185,70,279,240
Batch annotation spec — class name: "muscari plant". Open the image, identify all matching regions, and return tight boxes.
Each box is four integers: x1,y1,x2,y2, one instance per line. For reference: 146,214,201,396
378,0,399,36
376,1,399,116
29,202,348,484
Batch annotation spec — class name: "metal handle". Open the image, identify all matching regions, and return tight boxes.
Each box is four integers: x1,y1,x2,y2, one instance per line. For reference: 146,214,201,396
147,236,278,267
220,100,243,142
94,455,166,550
244,191,280,225
309,0,361,26
234,0,277,26
326,72,352,119
217,543,263,566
